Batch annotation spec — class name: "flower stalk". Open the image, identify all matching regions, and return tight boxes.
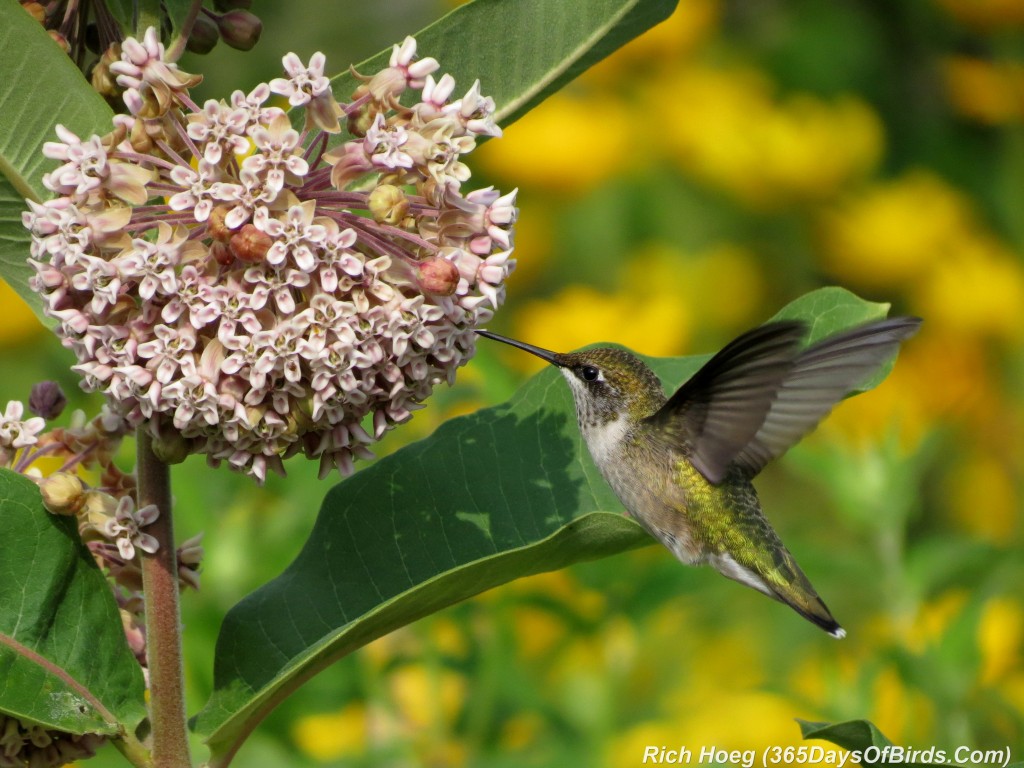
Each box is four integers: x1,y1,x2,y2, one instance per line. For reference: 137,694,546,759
136,427,190,768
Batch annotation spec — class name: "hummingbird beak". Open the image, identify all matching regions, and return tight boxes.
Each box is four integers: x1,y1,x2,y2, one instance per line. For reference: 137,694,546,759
475,330,562,366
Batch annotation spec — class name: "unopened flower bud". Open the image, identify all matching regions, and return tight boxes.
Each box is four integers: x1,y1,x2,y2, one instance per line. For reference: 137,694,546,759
417,257,460,296
229,223,273,262
368,184,408,225
119,609,146,657
150,428,191,464
216,10,262,51
29,381,66,419
208,205,234,242
210,240,233,266
39,473,85,516
186,14,220,55
21,2,46,24
47,30,70,54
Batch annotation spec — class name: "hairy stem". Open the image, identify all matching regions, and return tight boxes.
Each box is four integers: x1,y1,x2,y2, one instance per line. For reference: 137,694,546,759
138,428,191,768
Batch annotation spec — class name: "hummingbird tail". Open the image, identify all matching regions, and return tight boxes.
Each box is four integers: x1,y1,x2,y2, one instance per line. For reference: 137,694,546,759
781,596,846,639
710,552,846,639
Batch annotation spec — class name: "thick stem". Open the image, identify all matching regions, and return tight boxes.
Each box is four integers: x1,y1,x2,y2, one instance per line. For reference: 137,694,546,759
138,428,192,768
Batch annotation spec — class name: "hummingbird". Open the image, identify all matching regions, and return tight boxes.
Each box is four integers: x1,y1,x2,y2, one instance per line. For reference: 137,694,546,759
476,316,921,637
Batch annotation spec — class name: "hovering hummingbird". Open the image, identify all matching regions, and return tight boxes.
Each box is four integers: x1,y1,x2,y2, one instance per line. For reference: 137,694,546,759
477,317,921,638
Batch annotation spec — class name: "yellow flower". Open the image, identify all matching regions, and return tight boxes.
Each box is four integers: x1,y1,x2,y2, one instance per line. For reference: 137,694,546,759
389,663,466,730
0,280,44,347
820,171,974,288
656,66,882,208
291,703,367,762
912,237,1024,342
513,604,569,660
499,711,545,751
474,91,634,193
869,666,935,744
977,596,1024,686
945,451,1019,543
943,56,1024,125
669,689,810,752
512,283,691,372
585,0,720,85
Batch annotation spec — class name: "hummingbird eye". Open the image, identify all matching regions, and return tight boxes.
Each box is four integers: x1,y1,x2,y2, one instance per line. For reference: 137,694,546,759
580,365,601,382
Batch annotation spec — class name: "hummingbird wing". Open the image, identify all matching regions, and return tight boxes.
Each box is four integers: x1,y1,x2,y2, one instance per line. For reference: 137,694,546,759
648,317,921,484
729,316,922,478
646,321,808,484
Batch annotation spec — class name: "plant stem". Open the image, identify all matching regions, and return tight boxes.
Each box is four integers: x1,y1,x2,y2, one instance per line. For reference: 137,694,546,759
165,0,205,61
138,428,192,768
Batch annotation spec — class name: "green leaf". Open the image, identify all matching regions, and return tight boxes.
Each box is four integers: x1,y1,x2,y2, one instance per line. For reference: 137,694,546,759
330,0,679,127
798,719,1018,767
0,0,114,319
0,469,147,735
798,719,895,751
194,287,908,761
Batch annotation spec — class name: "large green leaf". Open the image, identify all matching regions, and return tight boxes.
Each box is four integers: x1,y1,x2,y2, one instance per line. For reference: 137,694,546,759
0,0,114,318
0,469,147,736
194,288,907,763
331,0,679,127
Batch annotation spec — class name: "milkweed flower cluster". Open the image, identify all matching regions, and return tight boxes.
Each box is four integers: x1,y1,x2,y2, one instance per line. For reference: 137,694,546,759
24,30,517,481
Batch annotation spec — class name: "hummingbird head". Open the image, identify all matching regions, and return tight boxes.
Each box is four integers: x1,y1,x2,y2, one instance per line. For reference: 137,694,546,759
475,331,666,427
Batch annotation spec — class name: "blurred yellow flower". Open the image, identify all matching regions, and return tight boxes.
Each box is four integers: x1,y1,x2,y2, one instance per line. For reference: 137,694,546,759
912,238,1024,342
509,242,765,374
475,91,634,193
977,596,1024,686
513,605,569,660
870,666,935,744
292,703,367,762
503,197,554,288
934,0,1024,28
671,690,809,751
656,66,882,209
908,590,970,653
512,283,691,372
0,280,43,347
943,56,1024,125
820,171,974,288
389,663,466,730
605,720,687,768
945,451,1019,543
499,711,545,751
585,0,720,86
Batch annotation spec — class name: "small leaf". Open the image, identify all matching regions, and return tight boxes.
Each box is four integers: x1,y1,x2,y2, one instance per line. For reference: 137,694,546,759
330,0,679,127
195,287,908,761
0,469,146,735
798,719,895,750
0,0,114,319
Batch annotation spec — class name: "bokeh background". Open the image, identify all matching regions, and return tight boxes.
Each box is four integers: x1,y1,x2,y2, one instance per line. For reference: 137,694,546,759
3,0,1023,765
